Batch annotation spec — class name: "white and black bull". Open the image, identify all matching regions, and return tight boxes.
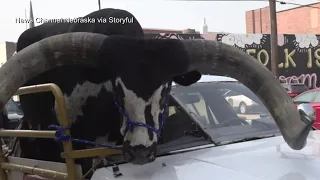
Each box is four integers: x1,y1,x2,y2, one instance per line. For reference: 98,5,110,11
0,8,314,178
9,8,202,175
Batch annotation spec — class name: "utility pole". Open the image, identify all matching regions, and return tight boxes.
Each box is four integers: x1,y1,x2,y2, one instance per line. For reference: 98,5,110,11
269,0,279,77
98,0,101,10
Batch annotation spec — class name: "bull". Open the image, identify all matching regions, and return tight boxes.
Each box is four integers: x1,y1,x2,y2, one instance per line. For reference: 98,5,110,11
11,8,201,176
0,8,313,178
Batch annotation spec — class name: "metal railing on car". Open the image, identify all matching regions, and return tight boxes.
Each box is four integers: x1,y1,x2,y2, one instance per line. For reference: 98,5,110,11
0,83,121,180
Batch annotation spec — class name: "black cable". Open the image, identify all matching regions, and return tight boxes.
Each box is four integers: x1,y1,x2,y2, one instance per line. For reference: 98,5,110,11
275,0,320,9
176,0,320,9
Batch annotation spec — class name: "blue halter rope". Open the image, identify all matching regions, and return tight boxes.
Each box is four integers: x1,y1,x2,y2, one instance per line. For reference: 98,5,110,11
48,84,170,150
113,99,168,138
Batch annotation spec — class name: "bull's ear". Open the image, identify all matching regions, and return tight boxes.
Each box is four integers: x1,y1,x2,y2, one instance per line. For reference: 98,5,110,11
173,70,201,86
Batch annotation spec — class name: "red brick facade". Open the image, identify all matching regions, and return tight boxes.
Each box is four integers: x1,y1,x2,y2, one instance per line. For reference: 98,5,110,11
246,2,320,34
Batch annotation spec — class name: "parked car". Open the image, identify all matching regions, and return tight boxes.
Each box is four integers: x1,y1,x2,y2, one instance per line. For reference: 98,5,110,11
90,75,319,180
281,83,309,98
4,98,23,129
222,89,260,114
292,88,320,129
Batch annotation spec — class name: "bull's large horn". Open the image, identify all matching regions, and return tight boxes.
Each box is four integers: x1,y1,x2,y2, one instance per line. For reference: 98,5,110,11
0,32,111,108
182,39,314,150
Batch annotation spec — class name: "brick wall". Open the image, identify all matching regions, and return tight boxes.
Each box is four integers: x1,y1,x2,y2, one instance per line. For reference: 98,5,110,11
246,3,320,34
246,6,270,33
0,42,17,67
5,42,16,60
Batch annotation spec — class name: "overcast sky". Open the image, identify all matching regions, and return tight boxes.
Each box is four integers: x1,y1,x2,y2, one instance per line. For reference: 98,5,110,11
0,0,318,42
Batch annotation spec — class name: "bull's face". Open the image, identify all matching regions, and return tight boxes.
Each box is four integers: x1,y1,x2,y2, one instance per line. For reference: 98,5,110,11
114,73,199,164
1,33,313,168
109,38,201,163
114,78,171,164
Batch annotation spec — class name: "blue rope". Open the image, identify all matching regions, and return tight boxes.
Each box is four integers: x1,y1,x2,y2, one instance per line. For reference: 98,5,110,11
48,83,171,151
48,125,121,150
113,100,164,137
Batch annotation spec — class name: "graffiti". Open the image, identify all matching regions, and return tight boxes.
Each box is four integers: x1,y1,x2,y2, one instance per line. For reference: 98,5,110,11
152,33,202,40
217,33,267,49
294,34,319,52
279,74,318,88
145,33,320,88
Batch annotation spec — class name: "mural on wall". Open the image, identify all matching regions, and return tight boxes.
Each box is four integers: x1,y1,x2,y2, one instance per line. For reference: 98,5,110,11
145,33,320,88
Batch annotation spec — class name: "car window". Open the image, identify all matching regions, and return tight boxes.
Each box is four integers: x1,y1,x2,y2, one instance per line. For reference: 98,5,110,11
293,91,317,103
226,90,240,96
313,91,320,102
161,96,203,143
172,82,278,143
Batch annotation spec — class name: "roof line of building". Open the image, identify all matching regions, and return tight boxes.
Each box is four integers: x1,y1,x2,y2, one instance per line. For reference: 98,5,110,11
277,2,320,13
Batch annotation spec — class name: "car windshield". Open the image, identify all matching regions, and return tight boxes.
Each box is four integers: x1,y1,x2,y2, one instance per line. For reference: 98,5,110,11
103,79,281,163
171,81,280,144
5,99,23,115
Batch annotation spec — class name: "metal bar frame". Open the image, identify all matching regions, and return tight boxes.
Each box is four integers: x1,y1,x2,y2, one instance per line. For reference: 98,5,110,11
0,83,121,180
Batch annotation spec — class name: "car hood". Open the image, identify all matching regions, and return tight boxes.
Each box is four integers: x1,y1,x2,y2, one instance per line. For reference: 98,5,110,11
91,130,320,180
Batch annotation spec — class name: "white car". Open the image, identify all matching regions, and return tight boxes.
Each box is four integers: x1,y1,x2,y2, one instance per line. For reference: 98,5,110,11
90,75,318,180
223,89,258,114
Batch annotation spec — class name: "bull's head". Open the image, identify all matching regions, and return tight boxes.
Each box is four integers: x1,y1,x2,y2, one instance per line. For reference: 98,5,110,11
0,33,313,164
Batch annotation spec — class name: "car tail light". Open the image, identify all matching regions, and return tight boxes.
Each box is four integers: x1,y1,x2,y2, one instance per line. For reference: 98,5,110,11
288,91,298,97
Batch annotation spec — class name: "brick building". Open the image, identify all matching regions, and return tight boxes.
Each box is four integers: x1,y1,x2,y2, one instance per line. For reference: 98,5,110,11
246,2,320,34
0,42,16,67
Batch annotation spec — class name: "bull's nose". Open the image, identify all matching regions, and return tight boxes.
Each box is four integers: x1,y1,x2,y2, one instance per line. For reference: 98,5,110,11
131,145,150,157
122,143,157,164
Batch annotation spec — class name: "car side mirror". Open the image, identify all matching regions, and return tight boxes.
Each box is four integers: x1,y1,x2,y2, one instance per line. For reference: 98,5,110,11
297,103,316,124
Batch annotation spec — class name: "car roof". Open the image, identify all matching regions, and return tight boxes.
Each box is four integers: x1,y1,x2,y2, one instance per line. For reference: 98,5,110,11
299,88,320,94
292,88,320,100
281,83,307,86
172,75,237,86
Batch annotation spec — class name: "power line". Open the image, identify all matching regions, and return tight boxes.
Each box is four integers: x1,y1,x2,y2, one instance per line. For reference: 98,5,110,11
178,0,320,9
275,0,320,9
235,0,320,10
